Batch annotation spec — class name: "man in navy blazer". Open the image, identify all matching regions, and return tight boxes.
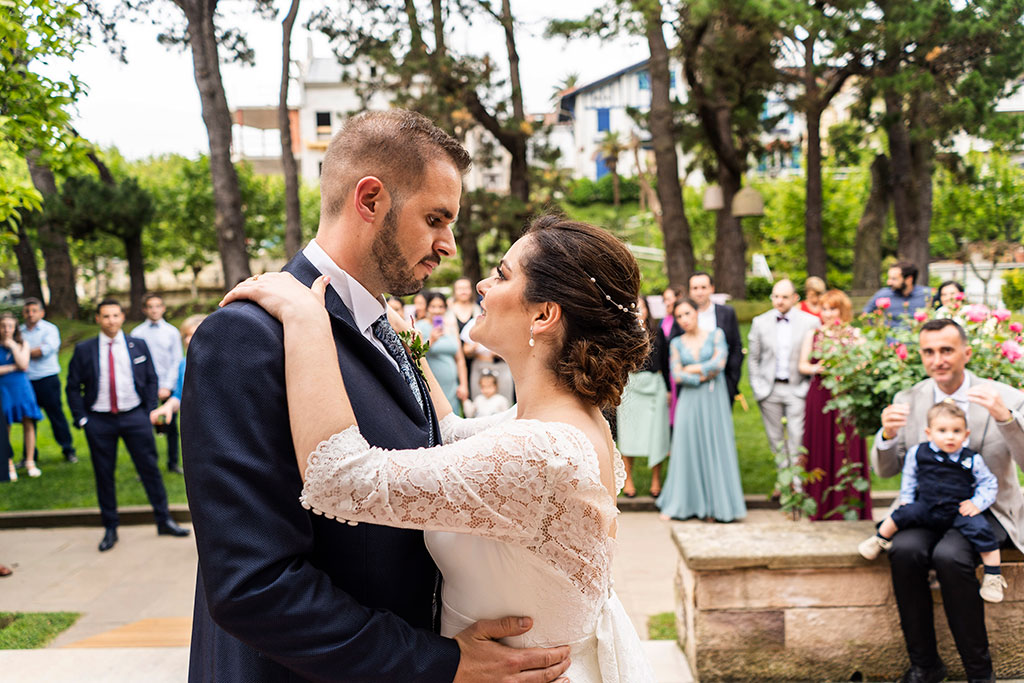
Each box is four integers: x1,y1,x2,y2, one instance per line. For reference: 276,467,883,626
182,110,570,682
66,299,190,551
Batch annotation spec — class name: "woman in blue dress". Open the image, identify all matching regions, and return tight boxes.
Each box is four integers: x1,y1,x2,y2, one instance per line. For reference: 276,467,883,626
0,313,43,478
415,292,468,416
657,299,746,522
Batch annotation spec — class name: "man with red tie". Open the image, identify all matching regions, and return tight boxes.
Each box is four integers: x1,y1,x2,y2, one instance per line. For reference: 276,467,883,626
66,299,190,551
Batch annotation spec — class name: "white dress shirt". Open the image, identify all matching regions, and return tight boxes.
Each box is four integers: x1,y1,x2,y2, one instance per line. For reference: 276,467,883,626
131,318,183,391
19,319,61,380
93,331,142,413
697,304,717,333
774,313,793,380
302,239,398,371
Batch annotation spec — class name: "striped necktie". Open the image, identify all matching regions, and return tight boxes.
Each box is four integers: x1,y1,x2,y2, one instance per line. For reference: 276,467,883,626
371,314,435,446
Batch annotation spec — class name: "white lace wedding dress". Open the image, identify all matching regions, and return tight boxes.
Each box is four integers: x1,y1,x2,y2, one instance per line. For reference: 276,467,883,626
299,408,655,682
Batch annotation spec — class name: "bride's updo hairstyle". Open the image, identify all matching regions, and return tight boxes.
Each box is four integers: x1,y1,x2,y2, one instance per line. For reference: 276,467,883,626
520,215,650,408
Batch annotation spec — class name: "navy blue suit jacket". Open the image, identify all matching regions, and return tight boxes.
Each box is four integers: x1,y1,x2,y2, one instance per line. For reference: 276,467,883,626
66,335,159,423
181,253,459,682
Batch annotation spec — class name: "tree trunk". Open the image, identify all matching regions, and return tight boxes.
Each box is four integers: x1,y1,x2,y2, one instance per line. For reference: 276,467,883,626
123,233,147,319
644,3,694,288
885,91,932,283
611,168,621,207
456,193,482,284
499,0,528,203
25,155,78,317
177,0,251,289
713,165,746,298
851,154,890,296
804,102,827,279
13,216,44,302
280,0,303,259
508,137,529,203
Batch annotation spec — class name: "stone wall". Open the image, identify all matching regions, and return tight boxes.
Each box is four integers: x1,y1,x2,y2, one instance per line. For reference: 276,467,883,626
673,521,1024,681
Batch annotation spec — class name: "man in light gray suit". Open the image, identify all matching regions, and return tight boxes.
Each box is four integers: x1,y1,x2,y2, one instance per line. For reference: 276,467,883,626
872,319,1024,683
747,279,820,471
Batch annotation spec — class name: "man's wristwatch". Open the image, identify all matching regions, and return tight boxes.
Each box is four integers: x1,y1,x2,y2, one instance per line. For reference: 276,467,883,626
997,408,1022,426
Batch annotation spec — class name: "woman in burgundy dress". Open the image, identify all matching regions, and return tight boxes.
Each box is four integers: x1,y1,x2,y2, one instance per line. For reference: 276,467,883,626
797,290,872,521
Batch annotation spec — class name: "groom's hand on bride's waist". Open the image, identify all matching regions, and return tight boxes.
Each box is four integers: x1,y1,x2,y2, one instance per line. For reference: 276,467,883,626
453,616,571,683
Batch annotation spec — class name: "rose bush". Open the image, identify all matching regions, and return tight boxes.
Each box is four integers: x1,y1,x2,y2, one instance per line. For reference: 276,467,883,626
817,300,1024,436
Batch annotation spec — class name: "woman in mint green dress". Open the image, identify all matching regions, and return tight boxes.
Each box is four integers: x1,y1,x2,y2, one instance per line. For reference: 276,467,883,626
415,293,469,417
657,298,746,522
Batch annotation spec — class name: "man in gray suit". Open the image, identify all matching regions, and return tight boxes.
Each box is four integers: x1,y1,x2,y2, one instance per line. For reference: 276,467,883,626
872,319,1024,683
747,279,820,471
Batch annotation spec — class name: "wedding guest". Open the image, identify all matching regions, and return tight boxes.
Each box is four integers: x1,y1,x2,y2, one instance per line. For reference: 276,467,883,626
748,279,820,477
797,290,871,521
387,297,405,315
659,285,683,426
447,277,480,334
871,319,1024,683
686,271,744,403
616,297,669,498
66,299,189,551
1,394,15,482
658,299,746,522
462,370,510,418
415,293,468,416
800,276,826,319
933,280,965,311
150,315,207,428
864,260,930,327
20,298,76,464
131,294,184,474
0,313,42,478
412,292,428,321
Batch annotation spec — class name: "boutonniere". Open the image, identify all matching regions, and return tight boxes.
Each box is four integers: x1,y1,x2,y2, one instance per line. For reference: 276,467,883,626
396,328,431,387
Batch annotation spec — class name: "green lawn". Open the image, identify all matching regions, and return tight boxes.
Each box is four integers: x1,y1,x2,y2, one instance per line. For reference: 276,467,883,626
0,612,81,649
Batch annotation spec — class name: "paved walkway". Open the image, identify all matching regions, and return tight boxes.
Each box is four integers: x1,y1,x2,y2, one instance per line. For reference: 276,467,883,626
0,512,690,682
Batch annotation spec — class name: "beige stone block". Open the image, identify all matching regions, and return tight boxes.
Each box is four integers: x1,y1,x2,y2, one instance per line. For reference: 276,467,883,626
784,605,902,650
695,566,894,610
695,609,784,650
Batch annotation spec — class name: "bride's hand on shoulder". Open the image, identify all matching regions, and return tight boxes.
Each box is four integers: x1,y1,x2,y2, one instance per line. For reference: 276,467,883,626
220,273,330,324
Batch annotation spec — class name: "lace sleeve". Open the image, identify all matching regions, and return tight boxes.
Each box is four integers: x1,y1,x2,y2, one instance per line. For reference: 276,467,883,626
439,406,516,443
301,420,567,543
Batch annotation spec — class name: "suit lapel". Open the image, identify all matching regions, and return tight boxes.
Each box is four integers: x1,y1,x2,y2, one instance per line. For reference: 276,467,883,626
88,337,100,385
966,371,992,450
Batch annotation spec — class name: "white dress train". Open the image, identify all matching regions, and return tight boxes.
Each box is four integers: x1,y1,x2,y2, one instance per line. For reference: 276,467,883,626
299,408,655,683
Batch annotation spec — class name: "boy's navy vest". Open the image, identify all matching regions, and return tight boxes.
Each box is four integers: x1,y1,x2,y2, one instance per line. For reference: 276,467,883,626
914,441,978,514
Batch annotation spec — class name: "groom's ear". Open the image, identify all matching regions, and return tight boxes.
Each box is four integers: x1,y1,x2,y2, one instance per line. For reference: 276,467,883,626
353,176,389,224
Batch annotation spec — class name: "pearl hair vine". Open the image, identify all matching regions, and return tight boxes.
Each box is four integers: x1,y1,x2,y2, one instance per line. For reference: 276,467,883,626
585,273,645,327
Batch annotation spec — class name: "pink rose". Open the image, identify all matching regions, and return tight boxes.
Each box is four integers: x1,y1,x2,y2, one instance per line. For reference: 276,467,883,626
876,297,891,310
1002,340,1023,363
993,308,1012,322
913,309,928,322
964,304,990,323
895,343,908,361
954,292,966,301
1010,322,1023,334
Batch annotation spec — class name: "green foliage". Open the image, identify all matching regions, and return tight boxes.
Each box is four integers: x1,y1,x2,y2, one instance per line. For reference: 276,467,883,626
595,174,640,204
818,459,871,521
566,178,598,206
647,612,677,641
0,612,81,649
1003,270,1024,313
745,277,773,301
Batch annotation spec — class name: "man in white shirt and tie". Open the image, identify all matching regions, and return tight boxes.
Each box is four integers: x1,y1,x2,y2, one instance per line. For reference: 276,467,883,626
747,279,820,473
131,294,184,474
65,299,190,552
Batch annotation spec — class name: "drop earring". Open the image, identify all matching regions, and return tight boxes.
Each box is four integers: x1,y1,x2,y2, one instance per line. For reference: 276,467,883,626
529,325,535,347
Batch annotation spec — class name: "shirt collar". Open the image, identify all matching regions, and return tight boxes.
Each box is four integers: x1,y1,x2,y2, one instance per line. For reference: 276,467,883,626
303,239,387,335
927,441,967,460
933,373,970,405
101,330,126,346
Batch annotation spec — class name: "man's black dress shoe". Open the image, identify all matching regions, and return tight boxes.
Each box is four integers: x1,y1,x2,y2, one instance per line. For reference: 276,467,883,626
157,519,190,537
99,528,118,552
167,464,184,475
899,662,948,683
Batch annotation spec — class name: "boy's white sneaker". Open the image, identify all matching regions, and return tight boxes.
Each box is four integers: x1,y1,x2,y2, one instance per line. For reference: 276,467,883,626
858,535,892,560
979,574,1007,603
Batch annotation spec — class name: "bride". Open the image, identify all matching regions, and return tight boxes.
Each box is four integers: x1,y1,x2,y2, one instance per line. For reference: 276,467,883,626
223,215,657,682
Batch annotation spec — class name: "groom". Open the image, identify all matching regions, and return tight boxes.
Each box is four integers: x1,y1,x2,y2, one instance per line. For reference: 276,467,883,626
182,111,570,682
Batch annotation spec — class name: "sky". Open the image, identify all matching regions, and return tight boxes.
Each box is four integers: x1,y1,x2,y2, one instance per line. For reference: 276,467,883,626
65,1,651,160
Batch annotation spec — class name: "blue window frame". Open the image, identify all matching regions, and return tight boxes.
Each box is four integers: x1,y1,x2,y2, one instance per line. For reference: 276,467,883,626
596,155,609,180
638,71,650,90
596,108,610,132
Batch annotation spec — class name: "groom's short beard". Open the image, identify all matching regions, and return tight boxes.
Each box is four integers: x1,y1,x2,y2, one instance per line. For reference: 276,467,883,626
372,203,428,297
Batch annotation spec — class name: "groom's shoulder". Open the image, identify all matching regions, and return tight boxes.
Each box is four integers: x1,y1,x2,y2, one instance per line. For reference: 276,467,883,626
192,301,283,351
